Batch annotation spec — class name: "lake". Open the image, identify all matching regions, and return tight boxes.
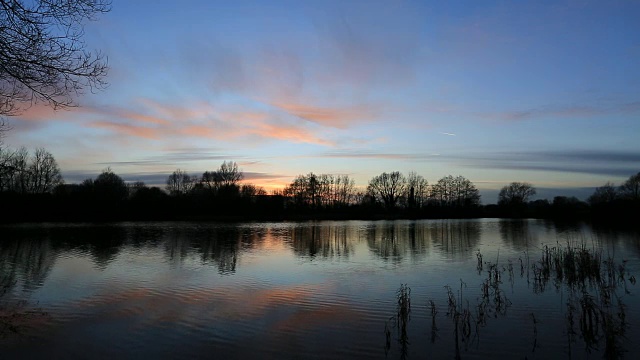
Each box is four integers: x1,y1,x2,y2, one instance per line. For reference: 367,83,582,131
1,219,639,359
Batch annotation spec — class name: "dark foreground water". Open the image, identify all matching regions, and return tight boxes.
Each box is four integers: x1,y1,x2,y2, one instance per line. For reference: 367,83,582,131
1,219,639,359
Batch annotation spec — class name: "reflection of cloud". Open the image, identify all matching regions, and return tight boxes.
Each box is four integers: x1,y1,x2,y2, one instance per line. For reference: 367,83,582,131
64,283,337,331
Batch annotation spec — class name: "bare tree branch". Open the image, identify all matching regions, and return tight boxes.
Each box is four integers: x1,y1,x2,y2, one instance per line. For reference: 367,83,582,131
0,0,110,116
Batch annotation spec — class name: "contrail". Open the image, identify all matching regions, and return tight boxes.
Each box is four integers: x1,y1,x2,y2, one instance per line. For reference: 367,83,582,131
440,132,456,136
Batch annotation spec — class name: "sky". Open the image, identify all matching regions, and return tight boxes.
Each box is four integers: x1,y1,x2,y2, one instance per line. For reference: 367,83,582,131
4,0,640,203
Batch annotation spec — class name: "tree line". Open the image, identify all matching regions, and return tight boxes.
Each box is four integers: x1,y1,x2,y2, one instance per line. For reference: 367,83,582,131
1,146,639,223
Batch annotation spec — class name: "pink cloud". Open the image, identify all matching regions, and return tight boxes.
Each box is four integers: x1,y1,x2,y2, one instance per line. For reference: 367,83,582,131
90,121,159,139
112,110,170,125
13,103,75,122
12,95,338,146
138,98,215,120
249,121,334,146
271,102,373,129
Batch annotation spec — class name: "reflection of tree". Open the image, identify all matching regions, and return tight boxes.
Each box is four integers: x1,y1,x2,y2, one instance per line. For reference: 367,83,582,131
498,220,538,251
191,227,242,275
163,231,191,265
0,235,56,294
49,226,126,269
290,224,355,259
160,225,269,274
589,224,640,259
366,221,432,262
429,220,480,258
367,222,402,262
0,233,56,337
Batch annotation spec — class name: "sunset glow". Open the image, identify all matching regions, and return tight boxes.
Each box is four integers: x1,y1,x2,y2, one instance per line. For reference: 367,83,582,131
5,0,639,202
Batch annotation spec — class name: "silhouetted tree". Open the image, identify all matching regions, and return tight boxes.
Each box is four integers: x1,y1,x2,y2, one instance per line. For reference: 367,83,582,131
240,183,266,198
284,174,308,207
552,196,588,218
284,173,356,209
431,175,480,207
498,182,536,206
619,172,640,201
284,173,322,208
588,182,618,205
0,0,110,116
0,146,62,193
27,148,63,193
367,171,407,209
88,168,128,202
166,169,194,195
329,174,356,207
216,161,243,187
406,171,428,208
200,161,243,195
0,146,28,192
127,180,146,196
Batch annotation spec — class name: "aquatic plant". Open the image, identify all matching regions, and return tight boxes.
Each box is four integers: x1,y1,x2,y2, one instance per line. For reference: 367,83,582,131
384,284,412,358
384,238,636,359
428,299,438,343
396,284,411,359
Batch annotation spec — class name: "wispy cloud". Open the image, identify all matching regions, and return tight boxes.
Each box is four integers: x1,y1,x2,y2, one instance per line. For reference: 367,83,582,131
248,121,334,146
442,150,640,177
13,97,339,146
90,121,160,139
271,102,374,129
319,150,439,160
93,148,239,167
484,101,640,122
62,169,288,187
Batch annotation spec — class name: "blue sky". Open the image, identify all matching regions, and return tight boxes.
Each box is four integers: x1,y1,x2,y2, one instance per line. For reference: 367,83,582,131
5,0,640,202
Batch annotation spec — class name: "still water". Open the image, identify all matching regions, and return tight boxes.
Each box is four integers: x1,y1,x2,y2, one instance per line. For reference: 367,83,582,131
1,219,639,359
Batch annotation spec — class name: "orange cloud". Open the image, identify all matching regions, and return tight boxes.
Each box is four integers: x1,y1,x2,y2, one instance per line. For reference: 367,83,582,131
13,103,77,122
271,102,373,129
113,110,170,125
90,121,159,139
179,125,218,138
13,96,338,146
250,121,334,146
138,98,215,120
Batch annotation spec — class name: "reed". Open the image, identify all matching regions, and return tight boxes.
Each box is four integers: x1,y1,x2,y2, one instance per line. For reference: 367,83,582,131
396,284,411,360
383,240,634,359
476,249,483,274
428,299,438,343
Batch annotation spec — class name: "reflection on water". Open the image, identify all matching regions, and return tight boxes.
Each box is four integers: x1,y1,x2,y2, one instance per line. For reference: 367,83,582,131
291,224,355,259
385,241,636,359
1,220,639,359
499,219,538,251
0,238,55,293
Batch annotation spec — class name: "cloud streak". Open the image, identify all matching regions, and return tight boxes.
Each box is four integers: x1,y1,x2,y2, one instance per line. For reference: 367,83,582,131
484,101,640,122
443,150,640,177
90,121,160,139
14,98,340,146
319,150,438,160
271,102,375,129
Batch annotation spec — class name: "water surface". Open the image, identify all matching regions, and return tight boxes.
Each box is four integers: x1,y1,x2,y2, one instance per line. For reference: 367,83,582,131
1,219,639,359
